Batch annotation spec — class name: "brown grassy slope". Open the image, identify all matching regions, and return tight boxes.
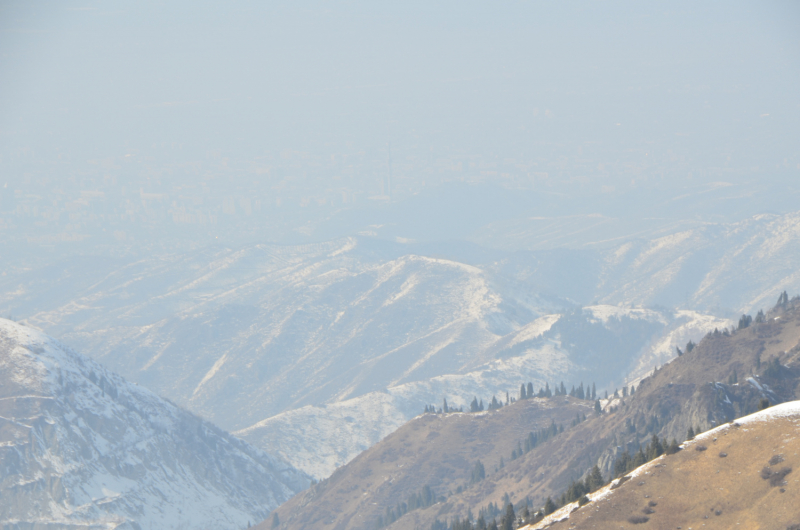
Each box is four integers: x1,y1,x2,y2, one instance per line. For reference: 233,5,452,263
386,302,800,529
260,300,800,530
259,397,594,530
528,405,800,530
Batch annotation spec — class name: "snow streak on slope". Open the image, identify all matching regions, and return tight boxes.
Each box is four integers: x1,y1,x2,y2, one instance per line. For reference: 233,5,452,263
237,335,572,479
597,212,800,312
237,307,725,478
0,319,309,530
1,232,751,480
21,239,551,432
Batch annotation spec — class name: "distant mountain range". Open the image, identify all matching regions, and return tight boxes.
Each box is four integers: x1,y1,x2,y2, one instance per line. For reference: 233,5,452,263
0,319,309,530
1,211,799,479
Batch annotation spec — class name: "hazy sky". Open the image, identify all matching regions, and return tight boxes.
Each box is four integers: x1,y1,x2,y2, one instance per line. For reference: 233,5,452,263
2,1,798,153
1,1,799,253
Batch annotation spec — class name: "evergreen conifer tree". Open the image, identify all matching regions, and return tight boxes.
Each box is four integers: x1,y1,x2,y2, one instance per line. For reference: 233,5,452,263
443,398,448,413
501,503,515,530
527,382,534,397
543,497,556,515
594,399,601,413
687,426,695,440
470,397,479,412
560,381,567,395
587,465,604,491
479,399,484,411
476,515,487,530
471,460,486,483
631,447,646,469
520,383,527,400
646,434,663,459
271,512,280,528
614,451,630,477
488,520,498,530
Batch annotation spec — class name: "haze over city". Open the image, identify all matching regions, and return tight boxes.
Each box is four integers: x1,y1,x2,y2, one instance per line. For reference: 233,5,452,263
1,2,799,530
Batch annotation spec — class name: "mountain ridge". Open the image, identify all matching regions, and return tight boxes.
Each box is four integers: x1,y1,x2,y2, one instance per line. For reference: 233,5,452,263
0,318,309,530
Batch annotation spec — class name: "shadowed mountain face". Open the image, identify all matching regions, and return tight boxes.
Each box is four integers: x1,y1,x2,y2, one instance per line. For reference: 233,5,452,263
262,299,800,530
0,318,309,530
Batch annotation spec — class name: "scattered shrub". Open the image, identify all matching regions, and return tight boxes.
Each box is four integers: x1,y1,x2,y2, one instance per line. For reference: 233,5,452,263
770,467,792,487
718,452,728,458
769,455,785,466
627,516,649,524
695,445,707,452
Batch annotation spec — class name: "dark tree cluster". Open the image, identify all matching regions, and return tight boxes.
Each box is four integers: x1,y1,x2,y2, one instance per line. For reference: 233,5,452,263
613,434,680,478
738,313,753,330
424,399,464,415
559,465,605,506
469,397,485,412
487,395,503,411
374,485,439,528
509,420,563,462
470,460,486,484
675,339,696,357
777,290,790,307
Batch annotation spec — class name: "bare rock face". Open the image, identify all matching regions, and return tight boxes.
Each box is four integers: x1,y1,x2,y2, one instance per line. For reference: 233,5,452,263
0,318,310,530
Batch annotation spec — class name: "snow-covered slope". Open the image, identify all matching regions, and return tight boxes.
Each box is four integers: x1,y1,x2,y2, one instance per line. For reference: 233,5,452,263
237,307,728,478
19,239,553,433
596,212,800,312
483,211,800,313
0,318,309,530
0,236,737,479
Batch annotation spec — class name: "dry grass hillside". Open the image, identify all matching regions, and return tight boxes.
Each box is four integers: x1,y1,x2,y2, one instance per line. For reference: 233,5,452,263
526,401,800,530
260,297,800,530
259,397,595,530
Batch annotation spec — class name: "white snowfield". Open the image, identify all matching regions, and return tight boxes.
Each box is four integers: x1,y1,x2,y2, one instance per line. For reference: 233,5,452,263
520,400,800,529
0,319,309,530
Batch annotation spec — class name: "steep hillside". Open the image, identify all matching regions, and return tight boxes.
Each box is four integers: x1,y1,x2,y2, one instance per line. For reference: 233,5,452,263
0,318,309,530
0,238,727,477
526,401,800,530
262,296,800,530
259,396,595,530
